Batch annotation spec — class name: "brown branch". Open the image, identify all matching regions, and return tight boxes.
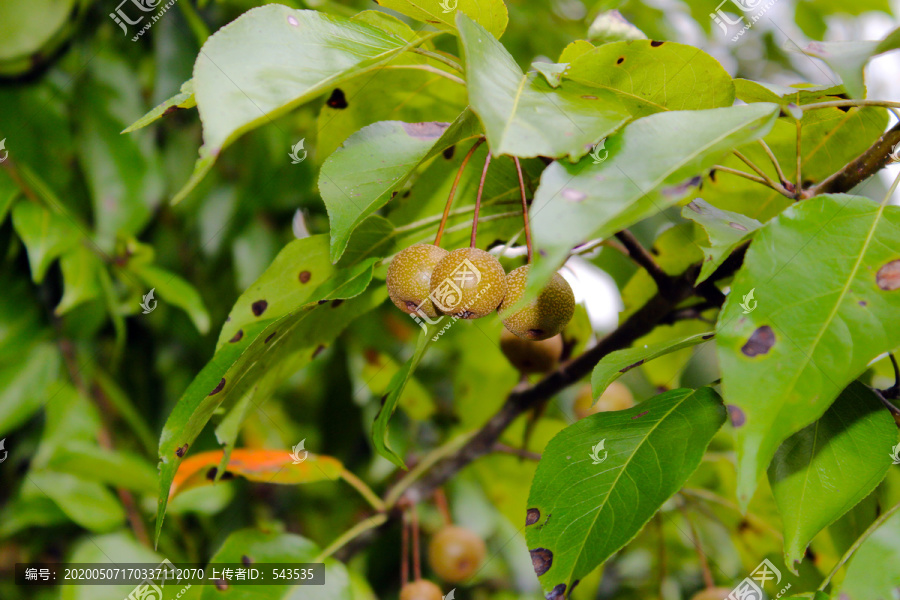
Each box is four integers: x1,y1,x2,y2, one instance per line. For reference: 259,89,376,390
807,121,900,197
615,230,676,298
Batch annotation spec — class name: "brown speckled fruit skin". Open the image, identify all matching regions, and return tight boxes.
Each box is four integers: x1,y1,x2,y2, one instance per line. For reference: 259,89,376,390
688,588,734,600
573,381,634,419
500,329,563,374
429,248,507,319
387,244,449,318
427,526,487,583
500,265,575,340
399,580,444,600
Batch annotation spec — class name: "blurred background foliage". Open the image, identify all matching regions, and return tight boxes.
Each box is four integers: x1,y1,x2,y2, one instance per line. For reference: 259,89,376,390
1,0,899,599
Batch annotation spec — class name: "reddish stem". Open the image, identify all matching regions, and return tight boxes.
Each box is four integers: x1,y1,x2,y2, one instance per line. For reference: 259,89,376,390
433,488,452,526
512,157,533,263
411,504,422,581
434,138,485,246
401,511,409,587
470,151,492,248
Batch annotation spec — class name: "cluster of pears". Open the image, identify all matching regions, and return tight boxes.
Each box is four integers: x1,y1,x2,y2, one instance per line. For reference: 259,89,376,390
399,525,487,600
387,243,576,340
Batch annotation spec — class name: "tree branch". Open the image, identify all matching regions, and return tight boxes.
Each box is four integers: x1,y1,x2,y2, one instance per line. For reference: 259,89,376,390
807,121,900,197
615,230,676,298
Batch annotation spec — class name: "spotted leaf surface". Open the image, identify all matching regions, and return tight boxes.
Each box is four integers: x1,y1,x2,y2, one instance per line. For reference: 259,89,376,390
717,194,900,508
525,388,725,596
682,198,761,283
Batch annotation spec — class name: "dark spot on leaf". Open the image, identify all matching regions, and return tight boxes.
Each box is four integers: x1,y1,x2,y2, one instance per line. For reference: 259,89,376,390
876,259,900,290
545,584,566,600
526,508,540,526
741,325,775,357
206,467,218,480
737,518,752,532
702,333,715,340
163,105,182,116
364,348,381,366
426,19,441,24
299,270,311,283
620,359,644,373
650,40,665,46
728,221,748,231
616,57,624,64
331,299,344,308
380,394,388,407
728,405,746,427
313,344,326,358
837,105,850,112
687,201,703,213
859,300,867,306
402,121,450,140
252,300,268,316
391,191,398,199
581,95,598,100
241,555,252,567
229,330,244,343
571,580,580,594
265,332,276,344
632,410,649,419
209,378,226,395
326,88,348,109
530,548,553,576
663,175,702,198
215,579,228,591
175,444,188,458
221,471,234,481
709,169,717,182
403,190,411,198
318,299,327,305
443,145,455,160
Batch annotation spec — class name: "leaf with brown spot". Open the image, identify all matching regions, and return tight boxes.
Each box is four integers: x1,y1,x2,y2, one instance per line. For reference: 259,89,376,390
526,388,725,594
717,194,900,508
682,198,761,283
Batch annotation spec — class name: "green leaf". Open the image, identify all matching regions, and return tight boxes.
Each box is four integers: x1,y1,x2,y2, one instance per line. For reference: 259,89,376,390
565,40,735,116
528,103,780,297
768,382,896,573
57,245,103,315
457,13,631,160
734,79,845,105
591,332,714,400
525,388,725,594
130,264,211,335
155,260,379,543
319,112,480,262
838,505,900,599
372,323,439,468
46,442,158,496
789,27,900,98
175,5,430,203
23,471,124,532
717,194,900,508
11,201,79,283
0,343,61,437
373,0,508,38
587,10,647,44
61,532,169,600
0,0,81,77
122,79,195,133
682,198,761,283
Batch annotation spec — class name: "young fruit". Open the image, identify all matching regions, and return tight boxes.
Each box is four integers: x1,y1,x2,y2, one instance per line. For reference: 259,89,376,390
500,329,563,374
387,244,449,318
573,381,634,419
499,265,575,340
427,525,486,583
429,248,507,319
399,579,444,600
688,588,733,600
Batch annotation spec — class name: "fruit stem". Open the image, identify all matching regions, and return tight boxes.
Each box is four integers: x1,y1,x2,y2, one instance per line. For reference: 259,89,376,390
678,504,714,589
795,119,803,197
513,156,533,263
433,488,453,526
401,511,409,586
470,151,492,248
411,504,422,580
435,137,485,246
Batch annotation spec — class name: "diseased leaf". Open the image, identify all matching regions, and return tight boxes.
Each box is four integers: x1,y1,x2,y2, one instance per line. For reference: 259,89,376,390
525,388,725,595
169,449,343,500
174,5,429,203
717,194,900,508
528,103,779,298
591,332,714,400
734,79,844,105
457,14,631,160
682,198,761,283
374,0,508,38
768,382,895,573
565,40,735,116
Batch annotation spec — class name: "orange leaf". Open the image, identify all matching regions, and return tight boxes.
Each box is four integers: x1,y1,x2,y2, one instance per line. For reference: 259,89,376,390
169,449,344,500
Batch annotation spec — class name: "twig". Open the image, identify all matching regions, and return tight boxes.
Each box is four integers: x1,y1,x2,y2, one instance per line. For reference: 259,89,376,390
712,165,771,186
513,157,533,263
401,511,409,586
434,137,485,246
340,468,386,512
411,504,422,580
758,139,790,187
380,65,465,85
470,151,492,248
410,47,464,72
801,99,900,112
678,504,714,589
433,488,453,526
493,443,541,461
615,230,675,297
732,151,793,197
886,353,900,399
315,514,389,564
